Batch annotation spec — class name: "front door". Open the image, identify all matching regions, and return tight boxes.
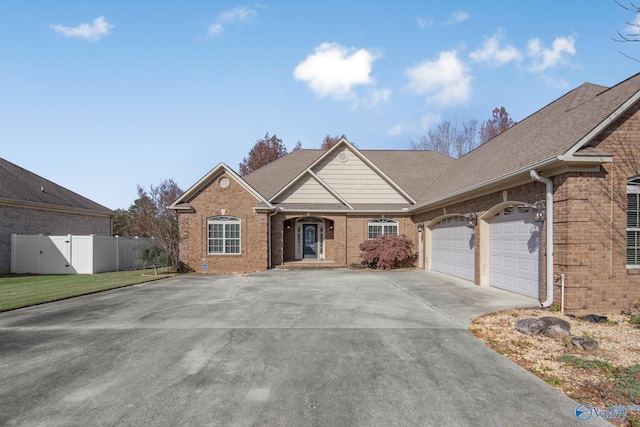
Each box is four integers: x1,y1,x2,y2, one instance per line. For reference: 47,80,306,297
303,224,318,259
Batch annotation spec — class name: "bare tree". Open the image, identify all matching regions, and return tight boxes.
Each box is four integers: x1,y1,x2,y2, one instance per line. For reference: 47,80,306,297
411,119,479,158
614,1,640,61
131,179,183,270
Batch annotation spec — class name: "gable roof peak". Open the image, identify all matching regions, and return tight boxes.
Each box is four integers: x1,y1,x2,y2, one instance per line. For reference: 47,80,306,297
170,162,272,210
566,82,608,111
267,138,417,205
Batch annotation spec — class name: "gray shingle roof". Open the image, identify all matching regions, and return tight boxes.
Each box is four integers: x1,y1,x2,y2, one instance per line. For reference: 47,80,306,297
233,73,640,213
0,158,113,215
242,148,456,202
243,150,325,200
359,150,456,200
419,73,640,205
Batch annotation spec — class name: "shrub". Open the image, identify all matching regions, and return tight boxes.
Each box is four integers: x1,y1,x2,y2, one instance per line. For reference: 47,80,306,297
137,245,169,274
359,234,417,270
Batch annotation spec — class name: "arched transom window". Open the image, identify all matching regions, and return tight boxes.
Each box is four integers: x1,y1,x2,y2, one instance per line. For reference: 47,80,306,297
207,216,241,254
368,218,399,240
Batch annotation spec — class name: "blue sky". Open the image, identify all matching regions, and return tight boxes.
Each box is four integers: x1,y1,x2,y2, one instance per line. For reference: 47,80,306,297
2,1,639,210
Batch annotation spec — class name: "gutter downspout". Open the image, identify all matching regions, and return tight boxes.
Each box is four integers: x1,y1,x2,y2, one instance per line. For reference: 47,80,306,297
267,208,279,269
530,170,554,308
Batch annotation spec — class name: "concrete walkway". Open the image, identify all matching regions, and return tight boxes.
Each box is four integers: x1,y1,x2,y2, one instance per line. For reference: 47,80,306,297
0,269,607,426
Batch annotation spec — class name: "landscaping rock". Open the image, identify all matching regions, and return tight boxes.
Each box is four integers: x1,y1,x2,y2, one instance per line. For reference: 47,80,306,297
622,301,640,316
581,314,608,323
515,318,546,335
515,316,571,339
539,316,571,332
544,323,571,340
571,337,599,351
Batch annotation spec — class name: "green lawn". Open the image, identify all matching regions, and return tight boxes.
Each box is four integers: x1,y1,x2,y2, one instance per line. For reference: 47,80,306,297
0,268,172,312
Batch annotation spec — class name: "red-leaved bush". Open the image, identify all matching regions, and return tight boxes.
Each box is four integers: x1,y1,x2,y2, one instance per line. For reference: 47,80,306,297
359,234,417,270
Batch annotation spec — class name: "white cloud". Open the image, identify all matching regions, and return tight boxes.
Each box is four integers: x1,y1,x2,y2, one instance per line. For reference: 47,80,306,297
293,42,380,100
447,10,470,24
416,17,433,29
219,6,257,24
387,112,441,136
406,50,472,107
526,36,576,73
209,6,257,37
352,88,392,109
469,32,522,66
208,24,224,36
420,112,442,131
388,120,415,136
51,16,114,41
626,15,640,37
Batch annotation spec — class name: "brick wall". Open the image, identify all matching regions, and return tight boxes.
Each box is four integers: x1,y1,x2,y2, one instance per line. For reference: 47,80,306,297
178,101,640,312
177,172,268,274
408,101,640,314
551,101,640,313
413,181,550,302
0,205,112,274
271,213,415,267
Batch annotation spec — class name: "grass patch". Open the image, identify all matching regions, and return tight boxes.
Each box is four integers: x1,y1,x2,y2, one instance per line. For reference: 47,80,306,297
615,364,640,400
560,356,640,401
630,315,640,329
558,355,614,371
517,339,534,349
0,268,172,312
544,376,563,386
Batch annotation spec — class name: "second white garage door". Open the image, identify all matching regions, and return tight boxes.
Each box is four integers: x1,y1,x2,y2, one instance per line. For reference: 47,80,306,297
490,206,541,298
431,216,475,281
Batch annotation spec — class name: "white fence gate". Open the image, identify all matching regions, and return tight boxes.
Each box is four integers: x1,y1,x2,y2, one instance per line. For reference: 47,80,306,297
11,234,157,275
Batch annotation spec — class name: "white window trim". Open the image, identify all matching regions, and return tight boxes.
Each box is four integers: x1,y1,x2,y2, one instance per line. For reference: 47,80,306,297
368,218,399,240
207,216,241,255
627,179,640,268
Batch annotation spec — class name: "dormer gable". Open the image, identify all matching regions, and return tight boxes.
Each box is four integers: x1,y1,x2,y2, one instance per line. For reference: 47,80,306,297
270,139,415,208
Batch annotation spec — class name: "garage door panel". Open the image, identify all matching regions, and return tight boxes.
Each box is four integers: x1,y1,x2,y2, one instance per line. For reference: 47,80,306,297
490,208,541,298
431,217,475,281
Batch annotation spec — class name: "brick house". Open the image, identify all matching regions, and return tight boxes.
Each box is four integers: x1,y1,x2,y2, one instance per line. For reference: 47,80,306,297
0,158,114,273
171,73,640,314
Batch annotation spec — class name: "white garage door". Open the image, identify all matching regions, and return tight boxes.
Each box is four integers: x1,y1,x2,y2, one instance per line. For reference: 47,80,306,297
431,216,475,281
490,206,541,298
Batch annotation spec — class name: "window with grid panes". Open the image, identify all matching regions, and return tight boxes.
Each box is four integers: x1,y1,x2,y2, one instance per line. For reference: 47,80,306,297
368,219,399,239
207,216,240,254
627,178,640,267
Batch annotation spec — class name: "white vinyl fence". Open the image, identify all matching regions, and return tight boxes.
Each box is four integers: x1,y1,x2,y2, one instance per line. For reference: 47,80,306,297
11,234,157,275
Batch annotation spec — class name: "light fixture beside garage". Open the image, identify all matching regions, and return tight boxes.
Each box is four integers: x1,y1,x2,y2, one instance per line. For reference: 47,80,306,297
533,200,546,222
466,212,477,228
417,223,424,232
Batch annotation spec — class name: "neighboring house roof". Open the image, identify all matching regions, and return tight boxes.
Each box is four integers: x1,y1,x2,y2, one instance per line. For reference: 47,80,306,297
416,73,640,208
0,157,113,216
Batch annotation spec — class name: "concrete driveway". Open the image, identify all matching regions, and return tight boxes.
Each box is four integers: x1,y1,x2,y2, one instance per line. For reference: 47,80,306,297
0,269,606,426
